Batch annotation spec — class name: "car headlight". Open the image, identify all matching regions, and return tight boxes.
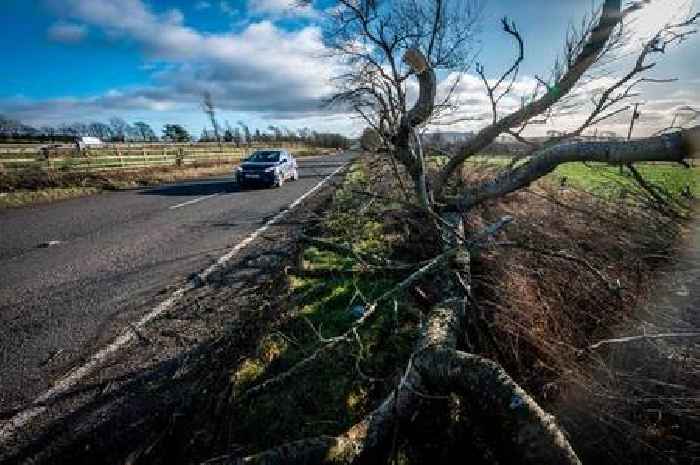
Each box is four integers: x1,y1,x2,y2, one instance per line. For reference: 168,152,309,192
235,166,243,173
264,166,277,173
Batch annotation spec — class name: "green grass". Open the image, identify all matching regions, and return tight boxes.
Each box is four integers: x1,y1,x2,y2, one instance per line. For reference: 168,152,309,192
228,270,416,448
452,153,698,199
553,162,698,198
224,160,420,450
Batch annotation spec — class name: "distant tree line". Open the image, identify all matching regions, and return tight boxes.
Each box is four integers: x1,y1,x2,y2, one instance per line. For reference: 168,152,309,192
199,123,350,148
0,115,350,148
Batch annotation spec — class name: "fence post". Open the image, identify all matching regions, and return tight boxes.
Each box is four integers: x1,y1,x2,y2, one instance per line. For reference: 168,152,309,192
37,147,51,171
176,147,184,167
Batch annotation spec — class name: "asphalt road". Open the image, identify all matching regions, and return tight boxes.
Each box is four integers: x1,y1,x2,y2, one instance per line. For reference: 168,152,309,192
0,153,352,412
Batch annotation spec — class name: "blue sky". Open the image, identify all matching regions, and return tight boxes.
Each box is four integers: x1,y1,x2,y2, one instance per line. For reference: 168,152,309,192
1,0,698,136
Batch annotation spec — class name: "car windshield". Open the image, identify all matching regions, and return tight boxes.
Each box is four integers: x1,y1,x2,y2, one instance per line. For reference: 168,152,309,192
247,151,281,163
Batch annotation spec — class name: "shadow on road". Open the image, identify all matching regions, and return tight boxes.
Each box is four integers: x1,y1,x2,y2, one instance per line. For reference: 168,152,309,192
0,247,296,465
140,180,240,197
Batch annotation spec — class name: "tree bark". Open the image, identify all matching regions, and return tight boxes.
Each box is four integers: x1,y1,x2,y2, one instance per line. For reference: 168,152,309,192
394,48,437,208
413,348,581,465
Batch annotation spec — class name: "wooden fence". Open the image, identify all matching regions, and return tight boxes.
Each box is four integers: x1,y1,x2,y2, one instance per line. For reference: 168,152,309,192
0,143,312,173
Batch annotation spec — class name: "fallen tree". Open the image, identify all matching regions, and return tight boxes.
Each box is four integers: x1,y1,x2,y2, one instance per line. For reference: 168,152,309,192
204,1,699,463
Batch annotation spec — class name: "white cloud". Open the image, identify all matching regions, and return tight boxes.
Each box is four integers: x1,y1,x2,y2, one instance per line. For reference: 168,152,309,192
194,1,212,10
47,21,88,43
247,0,319,19
14,0,343,131
625,0,695,42
17,0,699,137
44,0,335,99
426,71,700,137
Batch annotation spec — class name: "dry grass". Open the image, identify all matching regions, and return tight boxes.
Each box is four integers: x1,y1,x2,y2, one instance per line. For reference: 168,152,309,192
0,187,101,208
0,163,237,208
459,162,699,464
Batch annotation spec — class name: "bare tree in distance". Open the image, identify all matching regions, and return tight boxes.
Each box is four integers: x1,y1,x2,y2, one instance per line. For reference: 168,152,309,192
237,121,252,146
87,122,113,140
207,1,700,464
202,91,222,150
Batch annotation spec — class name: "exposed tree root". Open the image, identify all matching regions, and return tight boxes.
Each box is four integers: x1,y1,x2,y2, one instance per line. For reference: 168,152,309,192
496,241,621,294
588,331,700,350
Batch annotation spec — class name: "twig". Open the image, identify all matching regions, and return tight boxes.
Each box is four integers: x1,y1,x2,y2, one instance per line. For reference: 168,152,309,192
589,331,700,350
286,265,417,278
236,217,513,402
496,241,621,294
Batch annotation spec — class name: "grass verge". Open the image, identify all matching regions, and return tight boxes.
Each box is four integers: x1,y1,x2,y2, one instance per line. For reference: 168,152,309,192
0,163,239,208
0,187,101,208
211,159,423,453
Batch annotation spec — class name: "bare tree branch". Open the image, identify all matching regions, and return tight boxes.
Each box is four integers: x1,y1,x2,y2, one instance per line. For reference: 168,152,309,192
589,331,700,350
434,0,627,197
448,126,699,210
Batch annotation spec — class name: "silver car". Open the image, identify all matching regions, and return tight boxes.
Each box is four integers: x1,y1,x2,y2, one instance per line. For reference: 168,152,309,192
234,149,299,188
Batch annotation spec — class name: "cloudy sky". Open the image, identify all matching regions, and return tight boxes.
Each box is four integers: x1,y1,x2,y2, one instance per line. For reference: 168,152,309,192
1,0,698,137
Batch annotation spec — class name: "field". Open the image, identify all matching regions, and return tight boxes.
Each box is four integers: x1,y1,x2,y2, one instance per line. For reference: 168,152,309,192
456,155,699,198
0,142,324,173
553,162,698,197
0,143,335,208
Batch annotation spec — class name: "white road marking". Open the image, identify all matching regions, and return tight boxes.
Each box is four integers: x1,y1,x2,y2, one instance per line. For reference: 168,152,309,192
0,161,350,443
168,193,219,210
